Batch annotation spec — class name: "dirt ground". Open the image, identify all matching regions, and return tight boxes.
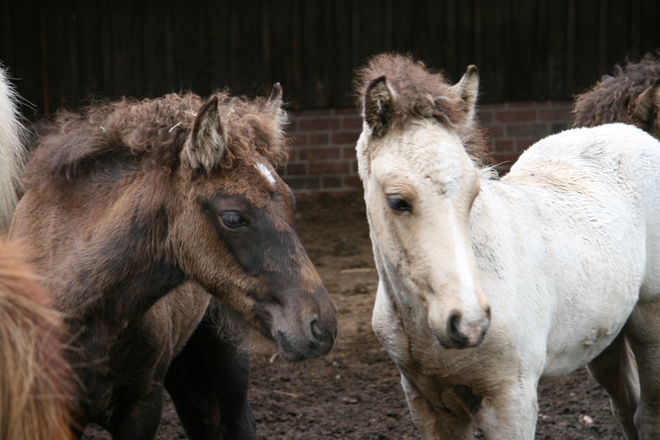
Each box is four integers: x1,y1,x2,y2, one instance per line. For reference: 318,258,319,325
82,193,624,440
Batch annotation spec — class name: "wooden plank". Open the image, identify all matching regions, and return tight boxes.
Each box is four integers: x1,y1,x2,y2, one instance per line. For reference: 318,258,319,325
261,0,272,91
331,0,354,107
629,0,641,59
564,0,576,97
478,0,508,103
604,0,630,70
3,0,43,116
573,0,600,94
300,1,327,108
597,0,608,77
74,0,104,101
534,0,550,100
546,0,567,99
416,0,444,67
454,0,475,83
639,0,660,58
444,0,458,79
206,0,230,92
510,0,543,102
268,0,293,104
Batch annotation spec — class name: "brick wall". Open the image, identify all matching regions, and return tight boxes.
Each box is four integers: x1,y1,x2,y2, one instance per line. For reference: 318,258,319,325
282,100,574,197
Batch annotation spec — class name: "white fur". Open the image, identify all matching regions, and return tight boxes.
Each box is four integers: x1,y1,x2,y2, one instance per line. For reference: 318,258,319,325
359,120,660,439
254,161,276,187
0,67,26,233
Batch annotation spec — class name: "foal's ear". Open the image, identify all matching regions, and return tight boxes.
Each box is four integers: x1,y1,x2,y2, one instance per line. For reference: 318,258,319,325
633,80,660,126
364,76,396,137
265,83,288,129
451,65,480,124
181,97,227,173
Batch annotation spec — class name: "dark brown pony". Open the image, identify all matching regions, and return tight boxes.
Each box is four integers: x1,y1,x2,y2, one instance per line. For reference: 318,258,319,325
0,239,75,440
573,52,660,139
9,86,338,439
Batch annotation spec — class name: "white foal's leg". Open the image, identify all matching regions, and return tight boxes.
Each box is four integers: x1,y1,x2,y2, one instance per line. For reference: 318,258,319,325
626,300,660,439
476,379,538,440
400,374,474,440
587,332,640,440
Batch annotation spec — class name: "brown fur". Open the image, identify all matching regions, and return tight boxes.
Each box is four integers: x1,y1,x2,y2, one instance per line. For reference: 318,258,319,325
573,52,660,138
0,239,75,440
10,87,336,437
27,91,290,194
354,53,490,166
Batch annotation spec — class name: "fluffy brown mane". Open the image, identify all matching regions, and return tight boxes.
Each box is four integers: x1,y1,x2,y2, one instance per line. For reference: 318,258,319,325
26,91,290,192
354,53,490,166
573,53,660,129
0,240,75,440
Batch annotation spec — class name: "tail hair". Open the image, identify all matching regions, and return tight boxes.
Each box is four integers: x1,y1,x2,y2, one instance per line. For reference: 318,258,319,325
0,239,76,440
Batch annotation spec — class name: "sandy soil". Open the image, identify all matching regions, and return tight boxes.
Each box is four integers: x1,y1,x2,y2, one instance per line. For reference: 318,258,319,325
82,193,624,440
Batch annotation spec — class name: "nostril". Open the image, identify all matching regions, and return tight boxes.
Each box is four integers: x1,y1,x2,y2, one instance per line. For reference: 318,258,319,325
309,317,323,340
446,309,469,347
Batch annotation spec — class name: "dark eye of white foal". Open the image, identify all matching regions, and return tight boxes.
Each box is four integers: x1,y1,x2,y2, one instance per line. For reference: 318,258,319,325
386,195,412,213
220,212,249,228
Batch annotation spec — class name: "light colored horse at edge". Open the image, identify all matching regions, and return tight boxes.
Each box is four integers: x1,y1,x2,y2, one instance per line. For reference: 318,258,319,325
355,53,660,439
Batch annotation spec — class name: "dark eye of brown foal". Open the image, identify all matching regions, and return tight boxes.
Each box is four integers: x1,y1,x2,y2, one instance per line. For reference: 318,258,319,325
220,212,249,229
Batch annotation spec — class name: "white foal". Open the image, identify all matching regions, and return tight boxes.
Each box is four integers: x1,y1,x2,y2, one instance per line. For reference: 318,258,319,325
355,53,660,440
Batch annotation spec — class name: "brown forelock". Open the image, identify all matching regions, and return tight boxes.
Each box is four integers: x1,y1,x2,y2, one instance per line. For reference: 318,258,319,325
0,240,75,440
354,53,491,166
25,90,291,195
573,52,660,128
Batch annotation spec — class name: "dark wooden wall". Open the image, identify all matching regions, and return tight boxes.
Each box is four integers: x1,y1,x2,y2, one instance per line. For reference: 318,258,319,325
1,0,659,117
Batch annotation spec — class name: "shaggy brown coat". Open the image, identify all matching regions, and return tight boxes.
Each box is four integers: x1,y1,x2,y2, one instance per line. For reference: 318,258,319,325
573,53,660,139
27,91,290,194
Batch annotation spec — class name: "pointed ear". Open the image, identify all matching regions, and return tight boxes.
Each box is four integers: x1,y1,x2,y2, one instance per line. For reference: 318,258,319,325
181,97,226,173
633,80,660,125
364,76,396,137
451,65,480,123
265,83,288,129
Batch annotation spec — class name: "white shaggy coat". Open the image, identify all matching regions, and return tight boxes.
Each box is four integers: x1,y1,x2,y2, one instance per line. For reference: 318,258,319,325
359,106,660,438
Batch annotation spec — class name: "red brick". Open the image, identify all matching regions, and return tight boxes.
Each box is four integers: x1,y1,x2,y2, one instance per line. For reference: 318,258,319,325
284,177,320,190
505,124,549,138
492,153,522,165
332,131,361,145
494,140,514,152
481,102,506,109
289,134,307,147
505,101,536,108
538,107,573,122
300,147,340,161
494,109,536,123
286,163,306,175
483,126,504,138
342,115,363,130
476,109,493,124
344,176,363,188
295,109,332,117
308,162,349,174
334,108,360,116
343,146,357,159
298,118,341,131
322,177,342,188
516,139,537,151
287,148,298,162
310,133,329,145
